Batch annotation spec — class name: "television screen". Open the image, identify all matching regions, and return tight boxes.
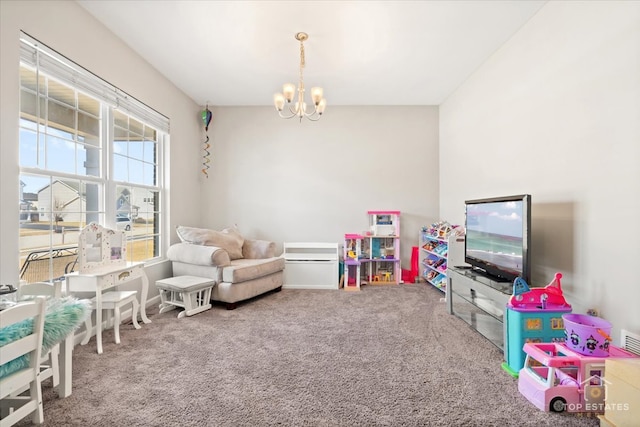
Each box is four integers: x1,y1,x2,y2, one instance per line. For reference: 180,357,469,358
464,194,531,283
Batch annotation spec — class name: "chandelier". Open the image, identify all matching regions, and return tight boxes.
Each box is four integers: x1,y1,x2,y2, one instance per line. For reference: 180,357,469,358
273,32,327,122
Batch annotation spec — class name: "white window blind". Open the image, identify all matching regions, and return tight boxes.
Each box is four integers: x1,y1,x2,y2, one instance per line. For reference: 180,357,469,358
19,32,169,134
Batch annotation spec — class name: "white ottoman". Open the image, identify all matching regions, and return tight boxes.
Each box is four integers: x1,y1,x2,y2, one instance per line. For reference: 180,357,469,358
156,275,215,318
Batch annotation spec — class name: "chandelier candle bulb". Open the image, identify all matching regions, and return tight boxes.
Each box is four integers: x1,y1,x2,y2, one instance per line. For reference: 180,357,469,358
318,98,327,114
311,87,323,105
273,32,326,122
283,84,295,102
274,94,285,111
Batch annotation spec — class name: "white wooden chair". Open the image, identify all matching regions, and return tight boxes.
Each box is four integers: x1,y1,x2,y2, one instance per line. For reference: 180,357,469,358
0,297,46,426
82,290,141,348
16,281,63,389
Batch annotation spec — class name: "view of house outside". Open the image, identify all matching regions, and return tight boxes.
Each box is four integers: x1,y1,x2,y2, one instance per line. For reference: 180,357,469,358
19,175,160,282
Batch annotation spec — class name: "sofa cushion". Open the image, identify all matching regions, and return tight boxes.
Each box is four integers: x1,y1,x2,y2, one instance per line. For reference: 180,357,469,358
176,225,244,260
212,271,284,304
222,257,285,284
171,262,222,283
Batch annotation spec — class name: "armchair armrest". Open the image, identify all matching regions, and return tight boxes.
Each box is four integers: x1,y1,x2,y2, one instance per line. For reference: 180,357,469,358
167,243,231,266
242,239,276,259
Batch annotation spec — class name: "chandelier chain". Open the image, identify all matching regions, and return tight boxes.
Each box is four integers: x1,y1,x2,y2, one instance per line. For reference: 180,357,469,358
299,41,305,91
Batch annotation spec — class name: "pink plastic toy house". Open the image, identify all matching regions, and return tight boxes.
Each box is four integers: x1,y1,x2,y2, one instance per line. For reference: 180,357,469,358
503,273,572,377
343,234,363,291
518,341,638,413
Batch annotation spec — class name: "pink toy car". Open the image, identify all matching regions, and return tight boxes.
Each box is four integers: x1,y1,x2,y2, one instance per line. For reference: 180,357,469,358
518,342,638,413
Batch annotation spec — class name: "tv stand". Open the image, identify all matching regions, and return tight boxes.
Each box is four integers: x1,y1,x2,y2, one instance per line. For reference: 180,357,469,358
446,266,512,351
470,267,511,283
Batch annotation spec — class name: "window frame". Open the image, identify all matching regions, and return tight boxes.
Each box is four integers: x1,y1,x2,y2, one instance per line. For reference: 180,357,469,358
18,32,169,282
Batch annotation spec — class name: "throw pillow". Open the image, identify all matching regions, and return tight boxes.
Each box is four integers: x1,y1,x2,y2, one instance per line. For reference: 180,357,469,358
176,226,208,245
176,225,244,260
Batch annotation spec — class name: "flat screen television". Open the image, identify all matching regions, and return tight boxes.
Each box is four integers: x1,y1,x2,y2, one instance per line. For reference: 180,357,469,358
464,194,531,283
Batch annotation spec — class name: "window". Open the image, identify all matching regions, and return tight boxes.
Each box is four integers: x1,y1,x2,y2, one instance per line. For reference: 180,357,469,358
550,317,564,330
18,33,168,283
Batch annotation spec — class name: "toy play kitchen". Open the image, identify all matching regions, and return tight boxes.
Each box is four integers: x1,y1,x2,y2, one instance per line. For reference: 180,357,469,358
502,273,572,377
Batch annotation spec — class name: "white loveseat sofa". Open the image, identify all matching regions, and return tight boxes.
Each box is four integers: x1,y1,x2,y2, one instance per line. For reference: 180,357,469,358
166,226,284,309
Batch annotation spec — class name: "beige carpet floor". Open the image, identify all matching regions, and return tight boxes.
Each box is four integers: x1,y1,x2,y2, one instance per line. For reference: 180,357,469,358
17,284,600,426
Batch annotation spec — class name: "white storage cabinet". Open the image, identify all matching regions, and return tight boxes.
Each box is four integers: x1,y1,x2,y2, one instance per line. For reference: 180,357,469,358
283,242,339,290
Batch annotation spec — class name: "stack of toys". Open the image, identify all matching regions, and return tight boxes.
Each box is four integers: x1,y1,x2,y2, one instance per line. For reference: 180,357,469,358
421,221,460,240
512,273,640,415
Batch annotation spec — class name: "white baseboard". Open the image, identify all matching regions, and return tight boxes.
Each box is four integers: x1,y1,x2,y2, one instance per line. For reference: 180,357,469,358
282,284,339,290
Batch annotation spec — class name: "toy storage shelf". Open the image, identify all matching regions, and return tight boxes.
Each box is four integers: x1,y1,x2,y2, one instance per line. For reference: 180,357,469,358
420,233,448,291
419,231,464,292
283,242,339,290
446,266,512,352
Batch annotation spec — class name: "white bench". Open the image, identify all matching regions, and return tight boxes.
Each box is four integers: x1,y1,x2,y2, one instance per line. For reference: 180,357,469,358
156,275,214,318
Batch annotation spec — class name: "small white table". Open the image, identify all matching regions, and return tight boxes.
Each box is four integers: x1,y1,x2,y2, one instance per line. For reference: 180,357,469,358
156,276,214,318
65,261,151,354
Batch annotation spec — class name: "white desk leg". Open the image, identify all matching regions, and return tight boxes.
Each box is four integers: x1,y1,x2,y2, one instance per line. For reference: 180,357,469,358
58,334,73,397
140,272,152,324
95,291,103,354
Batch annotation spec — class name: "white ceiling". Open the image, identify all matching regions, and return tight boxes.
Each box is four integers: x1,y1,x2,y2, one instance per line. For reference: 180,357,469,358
77,0,546,107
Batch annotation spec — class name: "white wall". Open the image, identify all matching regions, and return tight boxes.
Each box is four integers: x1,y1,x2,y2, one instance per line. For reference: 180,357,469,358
200,106,440,267
440,1,640,342
0,0,203,287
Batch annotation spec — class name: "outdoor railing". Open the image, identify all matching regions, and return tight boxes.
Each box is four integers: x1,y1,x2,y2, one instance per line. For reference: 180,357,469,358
19,246,78,283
